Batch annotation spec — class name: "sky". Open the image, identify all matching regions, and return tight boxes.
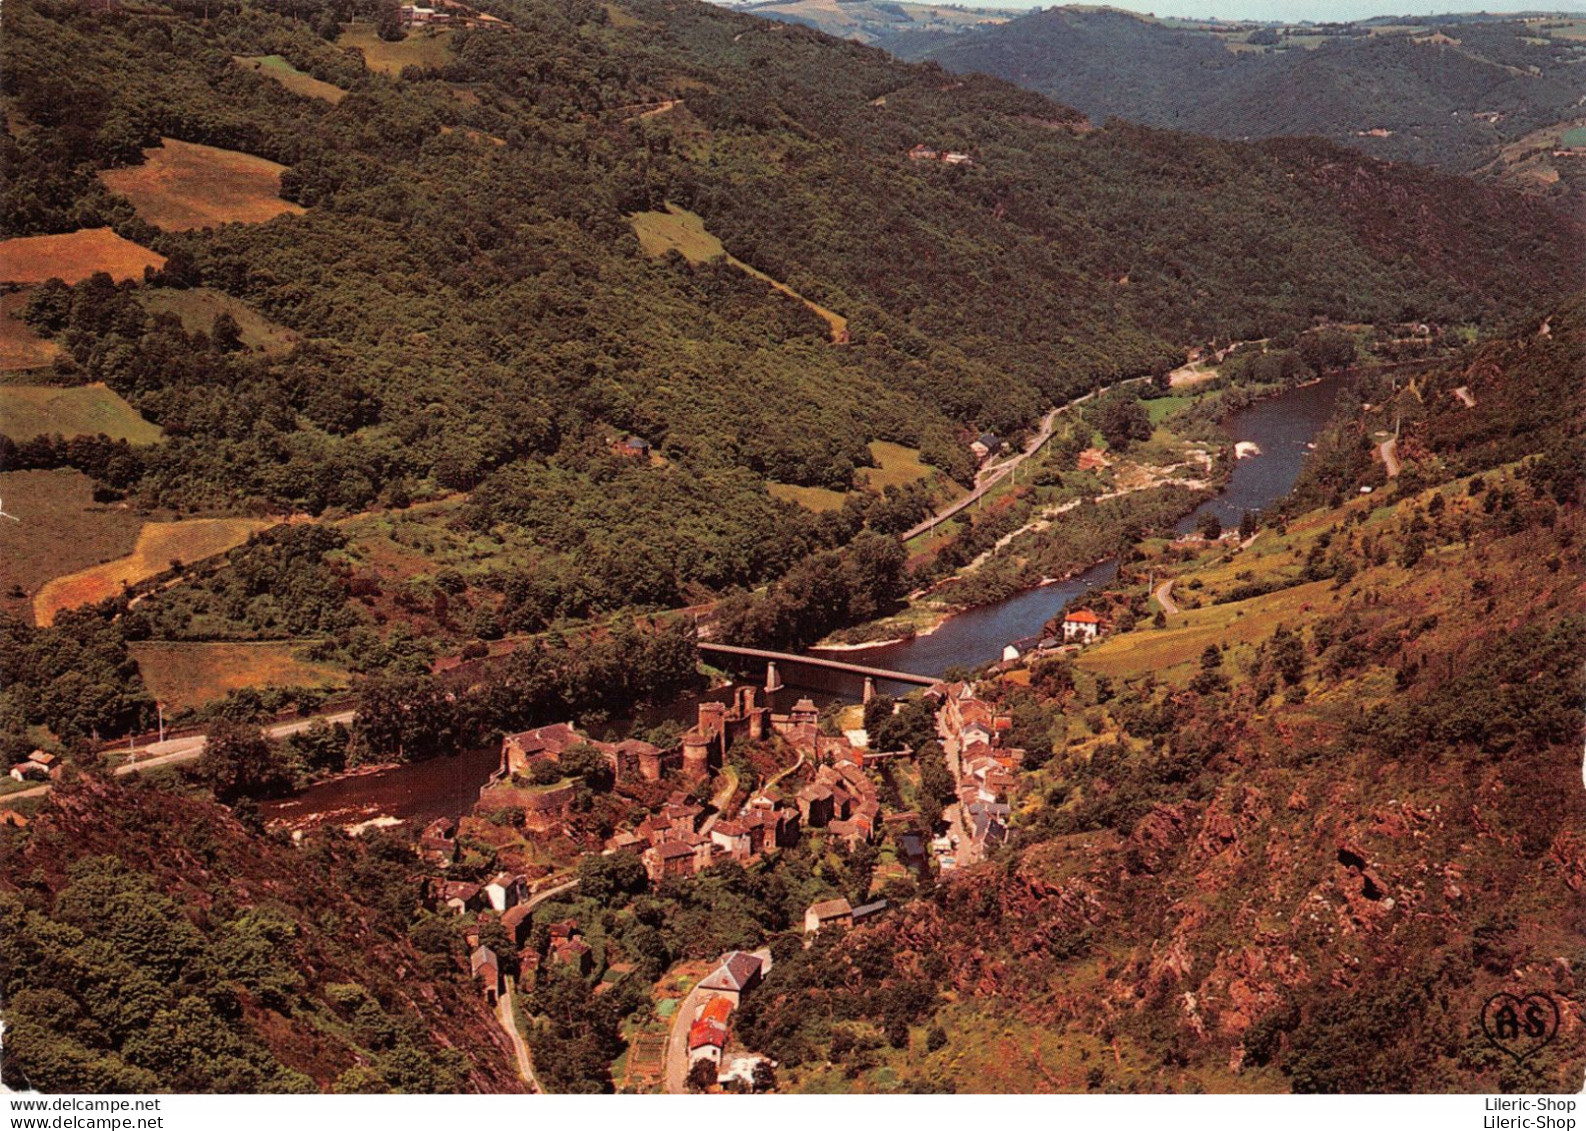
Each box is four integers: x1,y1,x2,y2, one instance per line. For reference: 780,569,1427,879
990,1,1586,20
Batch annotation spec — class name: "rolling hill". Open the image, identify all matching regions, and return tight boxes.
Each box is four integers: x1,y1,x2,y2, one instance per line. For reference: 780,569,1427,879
898,7,1586,187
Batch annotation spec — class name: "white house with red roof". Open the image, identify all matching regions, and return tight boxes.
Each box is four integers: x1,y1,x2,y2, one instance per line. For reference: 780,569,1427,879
1061,608,1106,643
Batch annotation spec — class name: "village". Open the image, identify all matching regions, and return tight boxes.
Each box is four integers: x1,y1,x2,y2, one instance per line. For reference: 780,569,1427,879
419,606,1111,1092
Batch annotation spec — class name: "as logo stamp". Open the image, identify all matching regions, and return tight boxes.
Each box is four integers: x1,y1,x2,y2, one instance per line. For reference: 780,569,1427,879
1481,991,1560,1066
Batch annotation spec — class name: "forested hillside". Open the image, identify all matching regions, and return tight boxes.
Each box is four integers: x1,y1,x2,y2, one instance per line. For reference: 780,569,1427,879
0,775,523,1093
903,8,1586,181
0,0,1581,746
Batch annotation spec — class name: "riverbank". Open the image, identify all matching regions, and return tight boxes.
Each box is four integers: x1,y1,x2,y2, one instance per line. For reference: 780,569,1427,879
811,371,1349,678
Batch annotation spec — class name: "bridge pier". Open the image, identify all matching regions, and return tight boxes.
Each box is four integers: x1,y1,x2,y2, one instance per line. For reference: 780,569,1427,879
765,661,783,693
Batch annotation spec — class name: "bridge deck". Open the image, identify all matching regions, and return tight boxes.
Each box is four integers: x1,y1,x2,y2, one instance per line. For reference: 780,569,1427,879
697,642,936,686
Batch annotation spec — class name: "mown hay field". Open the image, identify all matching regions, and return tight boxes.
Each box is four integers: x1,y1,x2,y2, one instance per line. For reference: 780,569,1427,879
141,288,297,354
100,139,306,231
131,641,347,710
0,228,165,284
0,469,146,623
234,55,348,103
0,290,62,371
34,517,270,626
0,384,162,443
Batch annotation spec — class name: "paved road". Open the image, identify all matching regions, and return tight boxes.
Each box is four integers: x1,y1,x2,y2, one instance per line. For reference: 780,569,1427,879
901,379,1149,543
0,710,357,807
663,978,714,1094
663,947,773,1094
496,975,542,1093
1379,436,1401,478
1153,578,1179,616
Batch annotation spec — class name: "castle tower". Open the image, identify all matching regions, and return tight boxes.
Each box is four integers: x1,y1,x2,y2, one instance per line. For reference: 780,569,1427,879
862,676,875,704
682,732,712,781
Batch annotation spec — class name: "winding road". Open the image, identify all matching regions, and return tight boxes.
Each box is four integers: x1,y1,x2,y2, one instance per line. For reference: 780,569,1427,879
1153,578,1179,616
902,378,1150,543
662,946,773,1094
0,710,357,807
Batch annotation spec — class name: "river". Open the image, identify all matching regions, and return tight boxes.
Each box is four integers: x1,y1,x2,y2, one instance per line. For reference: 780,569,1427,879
812,373,1342,683
269,374,1340,830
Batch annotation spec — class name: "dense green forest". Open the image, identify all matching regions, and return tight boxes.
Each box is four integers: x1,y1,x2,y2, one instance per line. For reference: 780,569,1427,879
0,777,522,1093
903,8,1586,177
0,0,1580,748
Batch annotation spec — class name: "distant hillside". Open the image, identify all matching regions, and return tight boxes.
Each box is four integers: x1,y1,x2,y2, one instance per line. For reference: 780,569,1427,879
900,7,1586,186
714,0,1020,47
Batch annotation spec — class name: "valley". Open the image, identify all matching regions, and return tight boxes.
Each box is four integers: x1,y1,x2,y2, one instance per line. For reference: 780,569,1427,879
0,0,1580,1104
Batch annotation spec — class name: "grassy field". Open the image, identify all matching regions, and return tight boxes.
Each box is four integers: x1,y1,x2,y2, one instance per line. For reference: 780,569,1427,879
631,204,848,341
859,440,934,491
1561,126,1586,148
0,228,165,285
141,288,297,354
0,469,146,622
100,138,306,231
631,204,727,263
131,641,347,710
768,482,849,512
0,290,62,372
0,384,162,443
35,517,270,626
1144,394,1193,424
234,55,348,103
1076,577,1335,682
337,25,455,75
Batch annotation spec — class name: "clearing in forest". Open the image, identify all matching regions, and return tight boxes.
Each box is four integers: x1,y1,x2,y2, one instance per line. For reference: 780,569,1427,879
630,204,849,342
859,441,934,491
34,517,270,626
131,641,347,710
338,25,455,75
100,139,307,231
0,290,62,371
234,55,348,103
0,469,146,623
141,288,298,354
0,384,162,444
0,228,165,285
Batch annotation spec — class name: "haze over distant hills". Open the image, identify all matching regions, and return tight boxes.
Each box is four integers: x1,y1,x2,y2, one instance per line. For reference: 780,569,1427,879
735,3,1586,194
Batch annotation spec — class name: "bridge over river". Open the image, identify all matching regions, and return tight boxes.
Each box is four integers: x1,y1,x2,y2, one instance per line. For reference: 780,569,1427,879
696,642,936,690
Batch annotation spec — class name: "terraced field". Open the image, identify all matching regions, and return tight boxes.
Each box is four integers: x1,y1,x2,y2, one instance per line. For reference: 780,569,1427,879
0,469,146,622
337,25,454,75
631,204,849,342
234,55,348,103
0,290,62,372
141,288,298,354
34,517,271,626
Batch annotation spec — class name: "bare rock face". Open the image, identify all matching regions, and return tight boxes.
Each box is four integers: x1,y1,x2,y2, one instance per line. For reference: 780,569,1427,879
1128,801,1201,873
